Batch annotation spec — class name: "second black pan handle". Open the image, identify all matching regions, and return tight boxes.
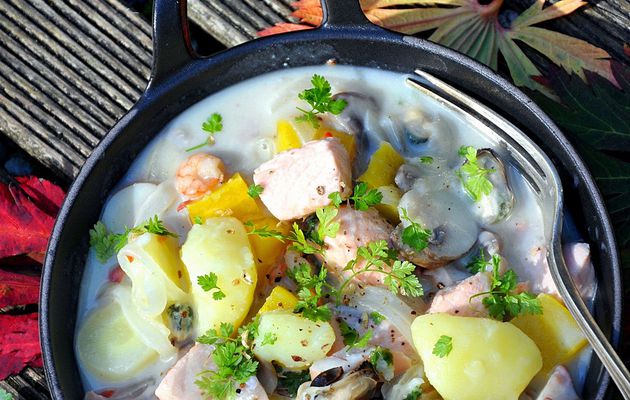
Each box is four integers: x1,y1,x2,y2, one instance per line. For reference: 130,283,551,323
149,0,195,89
320,0,378,29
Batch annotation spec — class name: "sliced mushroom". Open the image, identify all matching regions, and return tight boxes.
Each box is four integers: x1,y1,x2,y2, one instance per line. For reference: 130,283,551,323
467,149,514,224
393,190,479,269
328,92,381,176
395,163,423,192
296,367,379,400
398,109,457,162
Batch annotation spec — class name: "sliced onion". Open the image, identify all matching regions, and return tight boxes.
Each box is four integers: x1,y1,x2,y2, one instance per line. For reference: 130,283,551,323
256,359,278,395
346,286,421,350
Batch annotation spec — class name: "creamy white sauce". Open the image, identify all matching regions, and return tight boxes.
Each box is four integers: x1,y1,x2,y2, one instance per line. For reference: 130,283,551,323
76,64,593,398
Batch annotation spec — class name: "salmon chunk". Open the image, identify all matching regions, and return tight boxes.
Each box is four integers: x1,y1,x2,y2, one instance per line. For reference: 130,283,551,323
155,343,268,400
320,206,392,285
428,272,491,317
254,139,352,220
535,365,580,400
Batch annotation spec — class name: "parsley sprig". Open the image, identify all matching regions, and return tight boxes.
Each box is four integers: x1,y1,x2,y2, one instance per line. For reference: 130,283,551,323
338,240,423,302
466,249,500,274
195,322,260,400
89,216,177,263
197,272,227,300
370,311,385,325
432,335,453,358
277,369,310,397
470,255,542,320
329,182,382,211
247,184,263,199
458,145,495,202
400,208,432,252
338,320,372,349
287,263,333,322
187,113,223,152
246,206,339,255
295,75,347,128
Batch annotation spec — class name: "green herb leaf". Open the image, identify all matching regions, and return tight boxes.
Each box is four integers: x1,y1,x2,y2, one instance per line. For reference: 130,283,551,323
277,369,311,397
90,216,177,262
420,156,434,164
339,321,372,348
0,388,13,400
89,221,118,263
400,208,432,252
458,145,494,202
369,311,385,325
432,335,453,358
328,191,343,207
314,206,340,244
195,321,260,400
261,332,278,346
197,273,226,300
369,346,394,368
472,255,543,320
288,264,333,322
466,250,501,274
288,222,323,255
350,182,383,211
404,387,423,400
193,216,204,225
247,184,264,199
187,113,223,151
337,240,423,302
295,75,347,128
244,220,287,241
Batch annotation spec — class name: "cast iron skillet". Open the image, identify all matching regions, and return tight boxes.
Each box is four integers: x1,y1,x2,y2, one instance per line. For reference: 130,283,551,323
40,0,622,398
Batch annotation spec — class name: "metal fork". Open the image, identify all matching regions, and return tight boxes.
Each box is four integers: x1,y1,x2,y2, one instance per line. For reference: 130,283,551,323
406,69,630,398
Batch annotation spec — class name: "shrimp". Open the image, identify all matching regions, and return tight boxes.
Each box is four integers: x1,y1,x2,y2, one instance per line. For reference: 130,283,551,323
175,153,225,199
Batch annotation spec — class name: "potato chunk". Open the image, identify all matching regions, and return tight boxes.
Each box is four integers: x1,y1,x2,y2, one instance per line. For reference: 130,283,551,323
181,218,257,336
253,311,335,370
411,313,542,400
511,294,587,375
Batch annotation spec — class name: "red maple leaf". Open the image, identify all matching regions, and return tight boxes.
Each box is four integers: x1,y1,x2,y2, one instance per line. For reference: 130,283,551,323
0,269,40,310
0,176,65,259
0,313,42,380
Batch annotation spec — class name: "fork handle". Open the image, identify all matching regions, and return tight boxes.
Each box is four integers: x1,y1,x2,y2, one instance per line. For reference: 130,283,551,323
549,244,630,398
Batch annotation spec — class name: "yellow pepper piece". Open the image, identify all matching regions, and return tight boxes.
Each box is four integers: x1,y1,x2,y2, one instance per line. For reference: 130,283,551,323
358,141,405,189
314,126,356,161
275,120,302,153
186,173,260,222
375,185,402,224
246,217,290,276
511,294,587,375
258,286,298,314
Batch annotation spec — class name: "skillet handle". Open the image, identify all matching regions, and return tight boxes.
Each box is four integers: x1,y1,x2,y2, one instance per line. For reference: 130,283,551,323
320,0,374,28
149,0,195,88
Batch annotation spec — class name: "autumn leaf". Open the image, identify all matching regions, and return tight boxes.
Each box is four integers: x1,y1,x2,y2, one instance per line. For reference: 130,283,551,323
0,177,65,259
0,313,42,380
0,269,40,311
259,0,616,96
258,22,313,37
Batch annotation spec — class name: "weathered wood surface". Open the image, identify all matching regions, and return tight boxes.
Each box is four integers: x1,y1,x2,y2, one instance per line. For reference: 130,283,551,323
0,0,628,399
0,0,152,180
1,0,628,180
